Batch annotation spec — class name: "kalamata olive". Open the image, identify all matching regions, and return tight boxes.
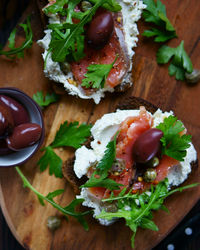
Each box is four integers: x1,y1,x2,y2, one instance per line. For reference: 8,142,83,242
0,95,30,126
132,128,163,164
0,104,14,137
87,10,114,49
0,139,13,155
6,123,42,151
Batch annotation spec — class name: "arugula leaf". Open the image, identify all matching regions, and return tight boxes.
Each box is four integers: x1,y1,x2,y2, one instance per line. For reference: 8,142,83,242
89,0,121,12
142,0,176,42
157,41,193,80
47,0,120,62
44,0,70,16
33,91,59,107
38,146,63,178
81,171,122,190
51,121,92,149
81,56,118,89
15,167,91,230
81,133,122,190
156,115,191,161
97,178,199,248
0,16,33,58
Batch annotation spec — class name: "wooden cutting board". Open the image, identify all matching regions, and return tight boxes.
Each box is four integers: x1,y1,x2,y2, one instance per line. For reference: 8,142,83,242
0,0,200,249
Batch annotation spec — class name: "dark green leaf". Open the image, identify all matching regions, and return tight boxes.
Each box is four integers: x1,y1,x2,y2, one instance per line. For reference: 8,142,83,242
37,146,63,178
0,16,33,58
33,91,59,107
51,121,92,149
142,0,176,42
81,133,122,190
143,28,176,42
156,115,191,161
81,56,118,89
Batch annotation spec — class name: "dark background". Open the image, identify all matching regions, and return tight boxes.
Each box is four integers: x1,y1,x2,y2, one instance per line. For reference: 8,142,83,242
0,0,199,249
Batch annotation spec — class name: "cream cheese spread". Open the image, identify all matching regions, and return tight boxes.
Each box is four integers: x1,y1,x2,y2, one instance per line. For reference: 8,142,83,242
37,0,145,104
75,108,197,225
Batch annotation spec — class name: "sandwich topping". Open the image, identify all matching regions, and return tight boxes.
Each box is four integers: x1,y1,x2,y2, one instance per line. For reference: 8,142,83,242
37,0,146,103
74,107,197,227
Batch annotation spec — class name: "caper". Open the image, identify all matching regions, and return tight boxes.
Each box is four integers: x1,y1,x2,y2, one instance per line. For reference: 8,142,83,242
59,62,71,75
104,202,118,212
110,158,125,174
143,168,157,182
81,1,92,12
185,69,200,84
47,216,61,231
148,157,159,168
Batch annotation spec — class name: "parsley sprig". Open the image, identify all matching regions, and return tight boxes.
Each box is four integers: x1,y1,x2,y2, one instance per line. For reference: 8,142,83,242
44,0,121,62
38,121,92,178
142,0,176,42
81,133,123,190
33,91,59,108
15,166,91,230
156,115,191,161
0,16,33,59
97,178,199,248
81,56,118,89
157,41,193,81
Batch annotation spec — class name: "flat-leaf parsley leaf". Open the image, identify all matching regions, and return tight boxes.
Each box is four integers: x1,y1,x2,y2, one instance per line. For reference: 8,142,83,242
142,0,176,42
157,41,193,80
156,115,191,161
81,56,118,89
33,91,59,107
51,121,92,149
38,121,92,178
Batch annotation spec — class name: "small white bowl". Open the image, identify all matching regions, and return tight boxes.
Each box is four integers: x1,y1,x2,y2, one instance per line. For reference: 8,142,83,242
0,87,45,167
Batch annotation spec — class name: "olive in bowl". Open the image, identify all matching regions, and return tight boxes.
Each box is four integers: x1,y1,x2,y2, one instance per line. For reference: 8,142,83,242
0,87,45,167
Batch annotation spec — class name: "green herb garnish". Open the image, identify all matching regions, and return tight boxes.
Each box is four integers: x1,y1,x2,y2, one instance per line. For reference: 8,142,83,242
33,91,59,107
81,56,118,89
142,0,176,42
97,178,199,248
38,122,92,178
44,0,120,62
15,166,91,230
0,16,33,59
157,41,193,80
38,146,63,178
81,133,123,190
156,115,191,161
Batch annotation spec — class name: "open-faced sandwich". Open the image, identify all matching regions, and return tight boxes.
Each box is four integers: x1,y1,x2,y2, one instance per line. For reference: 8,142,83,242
37,0,145,103
63,97,198,247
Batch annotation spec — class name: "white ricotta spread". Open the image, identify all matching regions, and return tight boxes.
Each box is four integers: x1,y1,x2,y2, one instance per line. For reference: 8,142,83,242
37,1,145,104
74,108,197,224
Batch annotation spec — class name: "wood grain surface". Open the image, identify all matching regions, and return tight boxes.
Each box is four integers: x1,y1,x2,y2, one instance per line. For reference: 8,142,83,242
0,0,200,250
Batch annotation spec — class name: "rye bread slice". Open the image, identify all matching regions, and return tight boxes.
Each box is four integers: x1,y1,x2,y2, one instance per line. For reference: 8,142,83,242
62,96,198,194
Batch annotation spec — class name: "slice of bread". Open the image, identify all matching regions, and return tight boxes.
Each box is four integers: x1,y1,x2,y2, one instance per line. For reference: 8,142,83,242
62,96,198,194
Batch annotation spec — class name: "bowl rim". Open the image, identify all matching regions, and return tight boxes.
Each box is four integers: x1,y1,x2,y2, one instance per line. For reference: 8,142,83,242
0,87,45,167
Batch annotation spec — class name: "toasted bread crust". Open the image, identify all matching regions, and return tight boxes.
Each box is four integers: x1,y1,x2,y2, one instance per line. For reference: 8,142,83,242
62,96,198,193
